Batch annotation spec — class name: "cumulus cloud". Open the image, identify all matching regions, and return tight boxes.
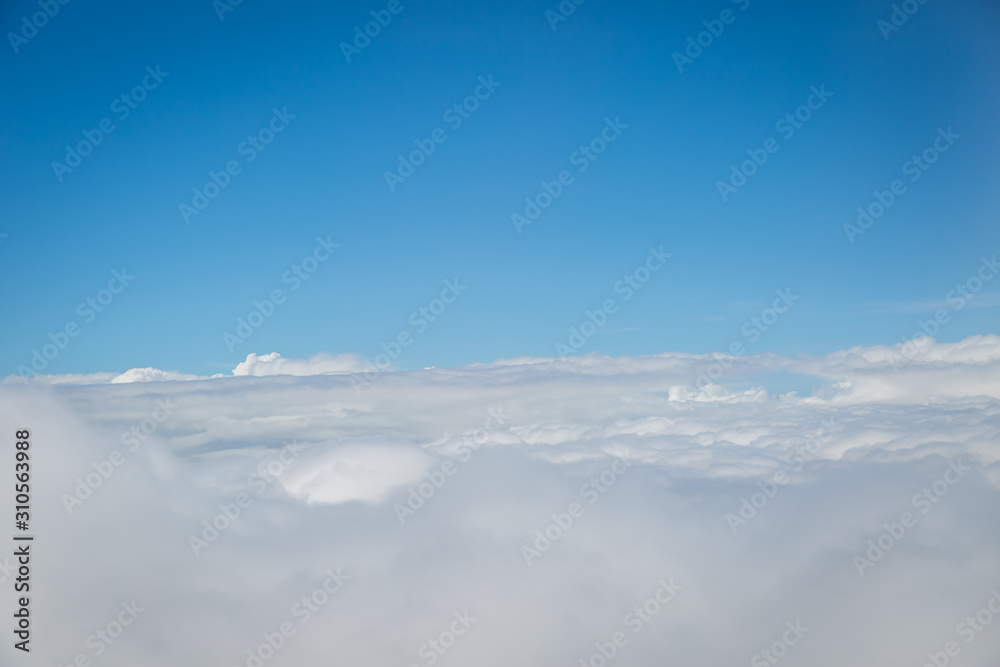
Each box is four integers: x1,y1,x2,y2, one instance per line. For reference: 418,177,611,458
1,336,998,666
231,352,369,377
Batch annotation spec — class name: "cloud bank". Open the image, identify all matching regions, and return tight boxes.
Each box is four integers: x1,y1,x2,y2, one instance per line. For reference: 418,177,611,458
1,336,999,666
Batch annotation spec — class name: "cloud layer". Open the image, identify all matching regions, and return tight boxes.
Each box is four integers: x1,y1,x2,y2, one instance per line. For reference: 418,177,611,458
1,336,999,666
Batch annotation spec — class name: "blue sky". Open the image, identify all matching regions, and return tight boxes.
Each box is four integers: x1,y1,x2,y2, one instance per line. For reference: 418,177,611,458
2,0,998,376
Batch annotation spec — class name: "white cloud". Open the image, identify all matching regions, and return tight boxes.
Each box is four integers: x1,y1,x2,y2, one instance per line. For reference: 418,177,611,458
1,336,998,666
111,367,203,383
231,351,369,377
2,352,370,387
280,443,432,505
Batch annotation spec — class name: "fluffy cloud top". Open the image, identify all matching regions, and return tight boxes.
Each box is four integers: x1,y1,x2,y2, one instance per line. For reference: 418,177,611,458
231,352,369,377
1,336,998,666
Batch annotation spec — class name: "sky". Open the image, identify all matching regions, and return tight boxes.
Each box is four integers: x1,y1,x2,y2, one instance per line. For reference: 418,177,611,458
2,3,1000,664
2,0,999,377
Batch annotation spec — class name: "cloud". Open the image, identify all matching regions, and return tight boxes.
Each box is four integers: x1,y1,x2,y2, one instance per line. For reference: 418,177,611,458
231,351,369,377
280,443,432,505
111,367,203,383
1,336,998,666
2,351,372,387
